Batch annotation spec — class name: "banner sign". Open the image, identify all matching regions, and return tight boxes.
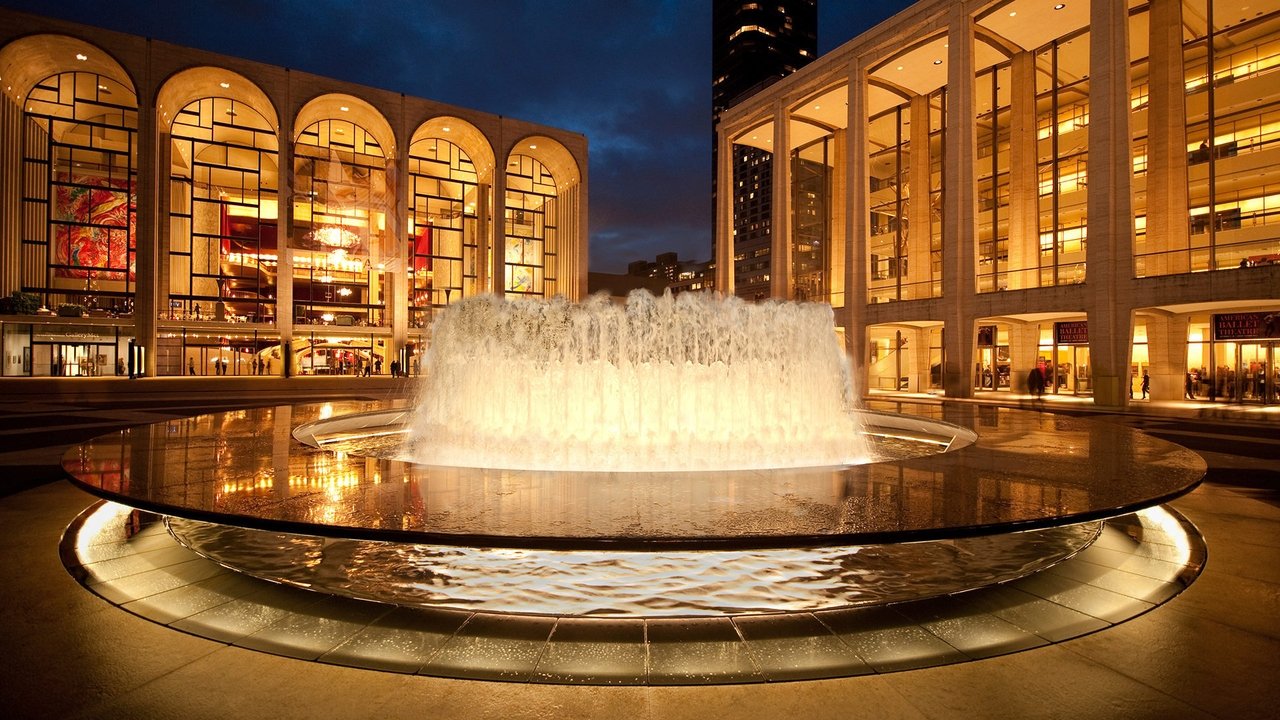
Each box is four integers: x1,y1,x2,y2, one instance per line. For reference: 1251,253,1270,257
1213,311,1280,341
1054,321,1088,345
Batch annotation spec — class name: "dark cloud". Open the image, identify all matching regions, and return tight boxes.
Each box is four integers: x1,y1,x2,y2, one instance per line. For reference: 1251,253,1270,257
1,0,911,273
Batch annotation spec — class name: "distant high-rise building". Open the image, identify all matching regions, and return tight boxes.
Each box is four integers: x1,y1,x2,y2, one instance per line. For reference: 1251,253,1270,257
712,0,817,299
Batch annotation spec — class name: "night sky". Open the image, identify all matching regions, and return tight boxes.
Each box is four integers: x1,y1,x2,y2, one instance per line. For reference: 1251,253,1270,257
0,0,915,272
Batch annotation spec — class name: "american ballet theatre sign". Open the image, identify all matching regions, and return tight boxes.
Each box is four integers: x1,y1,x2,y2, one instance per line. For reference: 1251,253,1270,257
1054,321,1089,345
1213,311,1280,341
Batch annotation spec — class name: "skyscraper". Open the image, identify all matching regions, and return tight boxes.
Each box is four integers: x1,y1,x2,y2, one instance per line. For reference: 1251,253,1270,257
712,0,817,299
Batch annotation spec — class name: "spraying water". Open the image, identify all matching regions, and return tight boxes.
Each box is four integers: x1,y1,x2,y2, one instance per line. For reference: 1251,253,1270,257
408,290,868,472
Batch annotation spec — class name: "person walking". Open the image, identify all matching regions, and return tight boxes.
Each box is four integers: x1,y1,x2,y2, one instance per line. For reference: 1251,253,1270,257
1184,371,1194,400
1027,366,1045,398
1141,371,1151,399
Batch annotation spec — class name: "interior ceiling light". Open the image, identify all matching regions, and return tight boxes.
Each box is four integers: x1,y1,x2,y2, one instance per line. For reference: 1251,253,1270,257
1055,4,1066,9
1009,11,1017,17
339,106,349,112
442,126,451,132
75,53,87,61
897,65,904,71
529,143,537,149
219,82,230,89
933,59,943,65
814,104,821,110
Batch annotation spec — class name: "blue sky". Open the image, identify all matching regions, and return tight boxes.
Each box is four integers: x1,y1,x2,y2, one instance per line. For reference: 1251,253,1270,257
1,0,914,272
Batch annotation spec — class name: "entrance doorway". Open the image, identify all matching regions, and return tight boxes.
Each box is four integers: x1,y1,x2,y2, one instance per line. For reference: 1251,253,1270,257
1048,344,1091,395
1238,342,1276,404
1208,341,1278,404
974,324,1010,392
38,342,115,377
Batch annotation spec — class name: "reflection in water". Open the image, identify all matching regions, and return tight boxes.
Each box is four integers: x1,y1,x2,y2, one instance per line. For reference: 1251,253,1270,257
168,517,1099,616
65,401,1205,545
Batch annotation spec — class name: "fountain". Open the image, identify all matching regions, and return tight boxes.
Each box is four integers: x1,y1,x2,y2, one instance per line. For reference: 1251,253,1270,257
58,290,1207,683
407,291,869,471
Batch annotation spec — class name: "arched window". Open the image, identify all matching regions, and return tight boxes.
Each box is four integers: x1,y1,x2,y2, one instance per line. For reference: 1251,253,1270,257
505,154,558,297
168,96,279,323
22,71,137,311
292,118,390,326
408,137,478,327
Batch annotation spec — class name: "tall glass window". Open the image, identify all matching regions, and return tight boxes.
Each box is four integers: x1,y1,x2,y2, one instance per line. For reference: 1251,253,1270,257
504,154,558,297
168,97,279,323
1184,1,1280,271
408,137,479,328
976,64,1012,292
21,71,137,312
926,87,945,300
1036,30,1090,287
867,103,909,303
1131,5,1153,274
292,119,390,326
791,136,829,302
731,145,773,299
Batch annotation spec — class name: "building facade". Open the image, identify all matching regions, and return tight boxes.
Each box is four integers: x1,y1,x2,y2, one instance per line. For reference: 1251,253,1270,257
716,0,1280,406
0,9,588,379
713,0,817,299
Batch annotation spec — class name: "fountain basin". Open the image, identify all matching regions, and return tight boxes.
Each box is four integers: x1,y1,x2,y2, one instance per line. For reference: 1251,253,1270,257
62,399,1204,551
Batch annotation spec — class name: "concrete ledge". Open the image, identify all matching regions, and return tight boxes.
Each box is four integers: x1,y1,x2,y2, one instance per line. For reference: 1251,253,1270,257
0,376,415,404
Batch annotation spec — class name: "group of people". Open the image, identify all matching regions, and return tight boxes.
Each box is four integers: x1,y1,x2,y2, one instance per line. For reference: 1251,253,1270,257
1142,365,1275,401
177,353,417,377
185,356,271,376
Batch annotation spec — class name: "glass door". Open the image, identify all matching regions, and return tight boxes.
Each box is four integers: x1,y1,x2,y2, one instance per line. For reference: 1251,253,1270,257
976,346,996,390
1073,345,1091,395
1238,343,1275,404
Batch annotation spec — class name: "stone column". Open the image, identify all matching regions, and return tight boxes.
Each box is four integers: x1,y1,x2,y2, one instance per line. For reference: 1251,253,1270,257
941,4,979,399
1007,51,1039,289
846,60,870,393
475,181,490,292
1145,314,1188,400
134,89,159,376
276,75,294,372
715,128,736,296
907,94,932,298
390,133,409,361
1086,0,1136,407
573,169,589,300
1009,320,1040,392
0,96,21,295
1145,0,1191,276
770,101,793,299
490,147,508,298
912,327,933,393
829,128,847,309
155,131,172,323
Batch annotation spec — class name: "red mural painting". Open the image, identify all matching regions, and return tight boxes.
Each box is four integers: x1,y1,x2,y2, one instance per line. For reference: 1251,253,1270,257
54,175,136,281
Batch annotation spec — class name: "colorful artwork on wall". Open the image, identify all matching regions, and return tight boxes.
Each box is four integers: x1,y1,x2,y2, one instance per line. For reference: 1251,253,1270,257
53,175,136,281
507,266,534,293
413,224,433,274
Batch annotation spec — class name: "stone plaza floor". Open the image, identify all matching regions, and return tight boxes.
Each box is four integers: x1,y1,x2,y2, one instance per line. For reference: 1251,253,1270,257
0,385,1276,719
